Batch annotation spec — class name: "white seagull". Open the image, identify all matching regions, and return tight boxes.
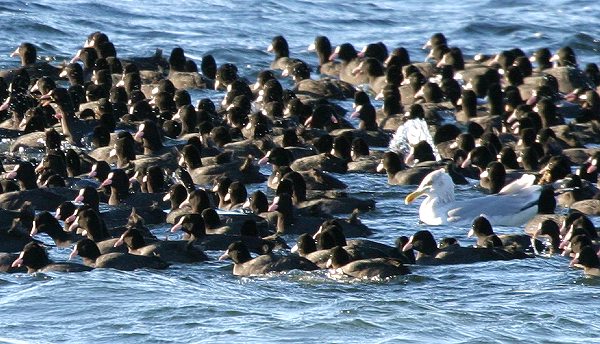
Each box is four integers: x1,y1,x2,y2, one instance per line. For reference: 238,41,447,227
404,168,542,227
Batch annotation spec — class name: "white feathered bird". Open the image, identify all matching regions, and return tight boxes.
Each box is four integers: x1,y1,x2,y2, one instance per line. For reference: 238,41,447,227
404,168,542,226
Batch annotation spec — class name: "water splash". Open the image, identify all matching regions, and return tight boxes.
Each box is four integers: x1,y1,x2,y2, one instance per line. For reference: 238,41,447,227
388,118,441,162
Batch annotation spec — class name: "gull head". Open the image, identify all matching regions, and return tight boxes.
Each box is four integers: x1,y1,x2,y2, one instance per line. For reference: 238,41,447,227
405,168,455,205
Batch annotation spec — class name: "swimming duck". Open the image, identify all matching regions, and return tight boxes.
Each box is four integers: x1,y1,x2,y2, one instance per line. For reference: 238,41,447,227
113,227,208,263
70,238,169,270
12,241,92,273
0,161,77,211
171,213,283,254
307,35,341,77
267,36,304,71
571,245,600,277
30,211,82,247
403,230,529,265
326,246,410,279
284,61,355,100
100,169,166,208
329,43,368,85
219,241,318,276
468,216,543,253
3,42,61,82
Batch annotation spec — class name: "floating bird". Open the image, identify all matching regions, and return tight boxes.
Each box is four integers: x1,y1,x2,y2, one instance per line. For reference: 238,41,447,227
405,168,541,226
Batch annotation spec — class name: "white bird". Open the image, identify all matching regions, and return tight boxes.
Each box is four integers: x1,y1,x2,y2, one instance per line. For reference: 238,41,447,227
404,168,542,226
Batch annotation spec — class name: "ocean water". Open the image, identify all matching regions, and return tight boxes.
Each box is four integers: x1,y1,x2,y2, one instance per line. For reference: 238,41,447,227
1,0,600,343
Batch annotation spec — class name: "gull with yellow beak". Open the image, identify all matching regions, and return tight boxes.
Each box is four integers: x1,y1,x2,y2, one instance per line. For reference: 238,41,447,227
405,168,542,226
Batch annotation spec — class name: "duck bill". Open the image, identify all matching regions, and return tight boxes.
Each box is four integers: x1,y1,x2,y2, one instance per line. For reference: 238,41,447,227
134,130,144,140
218,250,230,261
460,156,472,169
569,257,579,267
30,219,39,235
268,196,280,212
65,213,77,224
5,171,17,180
258,156,270,165
467,228,474,238
405,189,427,205
11,251,25,267
70,50,82,64
68,221,79,233
587,164,597,175
11,257,23,268
113,236,125,247
69,248,78,260
170,223,182,233
0,98,10,111
9,47,20,58
100,178,112,187
303,116,313,126
171,216,185,233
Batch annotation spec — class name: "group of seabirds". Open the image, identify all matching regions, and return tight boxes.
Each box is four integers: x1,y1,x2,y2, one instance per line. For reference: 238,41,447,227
1,30,600,280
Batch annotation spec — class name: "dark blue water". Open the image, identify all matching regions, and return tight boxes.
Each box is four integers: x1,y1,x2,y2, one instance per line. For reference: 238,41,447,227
1,0,600,343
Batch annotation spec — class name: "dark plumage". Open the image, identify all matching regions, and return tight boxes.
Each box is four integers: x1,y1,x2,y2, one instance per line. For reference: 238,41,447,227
219,241,318,276
71,238,170,270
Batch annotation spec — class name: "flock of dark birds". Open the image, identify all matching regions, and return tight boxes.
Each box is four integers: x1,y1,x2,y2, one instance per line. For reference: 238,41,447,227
1,30,600,281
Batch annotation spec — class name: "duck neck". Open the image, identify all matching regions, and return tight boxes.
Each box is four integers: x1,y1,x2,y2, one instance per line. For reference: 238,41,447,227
46,224,71,244
276,211,292,234
109,186,127,206
549,233,561,253
415,250,427,260
170,199,181,210
20,178,38,190
218,195,228,209
29,257,51,272
187,157,202,169
489,180,503,194
83,256,98,267
294,192,307,203
117,156,133,169
143,138,163,155
60,112,81,146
